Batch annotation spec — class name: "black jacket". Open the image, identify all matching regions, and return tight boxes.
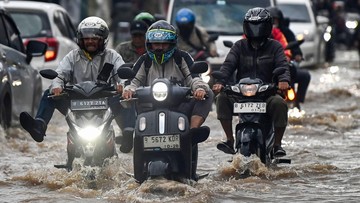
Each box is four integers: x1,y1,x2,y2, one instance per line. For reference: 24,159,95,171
219,38,290,85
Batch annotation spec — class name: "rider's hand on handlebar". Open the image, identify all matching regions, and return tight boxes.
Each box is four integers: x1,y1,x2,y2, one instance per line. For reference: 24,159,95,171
116,84,123,93
212,83,224,94
51,87,63,96
193,88,206,100
122,89,133,100
278,81,289,91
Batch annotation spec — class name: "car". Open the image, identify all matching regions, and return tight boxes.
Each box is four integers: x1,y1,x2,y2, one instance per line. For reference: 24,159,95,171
166,0,275,85
276,0,331,68
0,1,78,71
0,7,47,130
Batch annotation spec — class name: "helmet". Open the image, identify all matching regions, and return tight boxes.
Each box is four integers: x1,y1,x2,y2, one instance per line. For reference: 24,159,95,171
146,20,177,64
134,12,156,26
243,7,272,43
77,16,109,51
266,6,284,26
175,8,195,39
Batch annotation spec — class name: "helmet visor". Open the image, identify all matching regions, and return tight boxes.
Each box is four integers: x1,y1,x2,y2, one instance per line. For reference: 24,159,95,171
146,29,177,43
244,22,271,38
79,28,104,39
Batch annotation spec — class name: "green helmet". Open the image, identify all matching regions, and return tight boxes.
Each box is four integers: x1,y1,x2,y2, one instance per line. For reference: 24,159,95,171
134,12,156,26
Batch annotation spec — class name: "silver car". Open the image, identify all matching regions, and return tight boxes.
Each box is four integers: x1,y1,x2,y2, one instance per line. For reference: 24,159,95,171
0,8,47,129
0,1,78,71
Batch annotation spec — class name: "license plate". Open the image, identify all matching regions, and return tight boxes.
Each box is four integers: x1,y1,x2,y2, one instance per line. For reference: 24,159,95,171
143,134,180,150
234,102,266,113
70,98,108,110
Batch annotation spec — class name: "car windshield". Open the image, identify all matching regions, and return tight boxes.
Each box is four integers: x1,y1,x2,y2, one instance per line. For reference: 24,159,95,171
277,4,311,23
171,0,272,35
9,11,52,38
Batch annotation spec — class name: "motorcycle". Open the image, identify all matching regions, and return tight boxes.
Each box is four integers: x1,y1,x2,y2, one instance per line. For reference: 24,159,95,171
117,61,210,183
212,69,291,166
39,63,120,171
188,34,219,86
223,39,304,113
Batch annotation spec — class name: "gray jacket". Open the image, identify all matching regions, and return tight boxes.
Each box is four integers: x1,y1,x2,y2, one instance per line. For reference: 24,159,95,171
50,48,125,91
124,55,210,93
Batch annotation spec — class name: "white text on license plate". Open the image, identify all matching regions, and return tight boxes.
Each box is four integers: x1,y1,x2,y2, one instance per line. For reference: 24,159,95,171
233,102,266,113
143,134,180,150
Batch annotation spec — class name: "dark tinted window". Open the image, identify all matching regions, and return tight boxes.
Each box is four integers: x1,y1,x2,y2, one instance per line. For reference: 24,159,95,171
10,11,52,38
0,14,9,46
3,14,23,52
172,0,273,35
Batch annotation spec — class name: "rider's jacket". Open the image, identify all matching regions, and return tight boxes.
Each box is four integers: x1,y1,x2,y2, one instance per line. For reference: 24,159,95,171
124,49,210,93
50,48,125,90
218,38,291,85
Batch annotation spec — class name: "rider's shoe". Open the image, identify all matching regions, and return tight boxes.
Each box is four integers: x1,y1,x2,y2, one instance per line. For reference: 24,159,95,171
273,145,286,157
191,126,210,144
20,112,46,142
217,140,235,154
119,127,134,153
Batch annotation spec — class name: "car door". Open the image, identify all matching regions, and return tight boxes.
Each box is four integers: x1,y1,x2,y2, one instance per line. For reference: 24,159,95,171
1,11,35,119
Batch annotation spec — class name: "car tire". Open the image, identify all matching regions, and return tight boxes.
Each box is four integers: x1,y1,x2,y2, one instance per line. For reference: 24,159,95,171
0,85,11,130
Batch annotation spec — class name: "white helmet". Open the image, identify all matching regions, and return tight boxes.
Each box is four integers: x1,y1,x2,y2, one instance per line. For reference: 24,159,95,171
77,16,109,51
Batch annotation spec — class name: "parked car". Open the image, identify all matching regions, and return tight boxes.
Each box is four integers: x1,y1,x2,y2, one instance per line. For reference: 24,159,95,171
166,0,275,85
0,7,47,129
0,1,78,71
276,0,331,68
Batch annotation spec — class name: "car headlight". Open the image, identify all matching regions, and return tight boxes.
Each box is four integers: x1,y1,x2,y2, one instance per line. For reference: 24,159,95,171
76,124,105,141
240,84,258,96
152,82,168,101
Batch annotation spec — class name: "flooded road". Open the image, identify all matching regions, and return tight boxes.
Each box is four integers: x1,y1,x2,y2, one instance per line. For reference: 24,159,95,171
1,50,359,202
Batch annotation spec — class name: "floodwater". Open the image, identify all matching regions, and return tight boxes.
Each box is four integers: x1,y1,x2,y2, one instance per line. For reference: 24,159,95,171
1,50,359,203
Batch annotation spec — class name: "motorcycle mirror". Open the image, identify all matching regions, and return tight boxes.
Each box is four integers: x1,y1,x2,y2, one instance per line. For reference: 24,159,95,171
208,34,219,42
39,69,58,79
117,67,135,79
223,40,234,48
97,63,114,82
190,61,208,74
211,71,226,79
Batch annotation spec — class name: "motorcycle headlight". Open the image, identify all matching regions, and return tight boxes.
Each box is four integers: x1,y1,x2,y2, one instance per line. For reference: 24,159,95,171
346,20,358,29
152,82,168,101
240,84,258,96
76,124,105,141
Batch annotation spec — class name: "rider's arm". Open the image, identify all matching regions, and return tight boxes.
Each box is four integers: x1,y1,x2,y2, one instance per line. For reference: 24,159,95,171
50,50,74,91
217,40,241,85
123,62,146,92
273,41,291,84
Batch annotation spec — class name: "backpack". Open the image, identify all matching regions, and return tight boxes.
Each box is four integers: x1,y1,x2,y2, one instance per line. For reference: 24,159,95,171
132,49,194,85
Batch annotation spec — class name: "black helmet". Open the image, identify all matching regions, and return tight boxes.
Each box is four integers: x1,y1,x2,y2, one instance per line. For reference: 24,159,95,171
243,7,272,42
267,6,284,24
146,20,178,64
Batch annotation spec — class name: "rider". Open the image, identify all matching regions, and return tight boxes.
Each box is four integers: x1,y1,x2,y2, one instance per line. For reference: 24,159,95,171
133,11,156,26
175,8,217,60
19,17,133,152
115,19,149,64
122,20,214,143
212,7,290,156
268,6,311,110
